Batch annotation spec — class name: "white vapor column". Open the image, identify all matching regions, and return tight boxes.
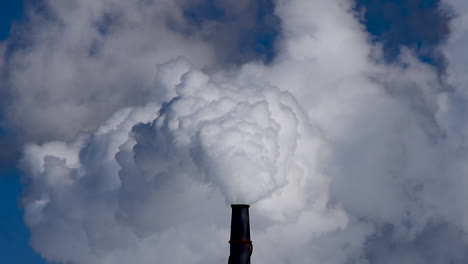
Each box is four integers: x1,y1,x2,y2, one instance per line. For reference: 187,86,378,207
8,0,468,263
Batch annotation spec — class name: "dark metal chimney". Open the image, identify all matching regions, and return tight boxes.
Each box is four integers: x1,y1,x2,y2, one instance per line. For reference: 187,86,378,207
228,204,253,264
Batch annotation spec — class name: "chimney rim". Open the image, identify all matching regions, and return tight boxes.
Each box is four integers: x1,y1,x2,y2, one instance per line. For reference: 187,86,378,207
231,204,250,208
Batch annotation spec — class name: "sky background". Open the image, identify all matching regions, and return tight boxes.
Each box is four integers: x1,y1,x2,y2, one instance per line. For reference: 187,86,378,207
0,0,455,263
1,1,48,263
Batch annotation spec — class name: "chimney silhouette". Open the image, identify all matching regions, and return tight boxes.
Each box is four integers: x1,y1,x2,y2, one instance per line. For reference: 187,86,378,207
228,204,253,264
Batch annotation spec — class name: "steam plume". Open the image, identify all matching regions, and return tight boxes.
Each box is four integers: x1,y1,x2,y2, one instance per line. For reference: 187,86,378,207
3,0,468,263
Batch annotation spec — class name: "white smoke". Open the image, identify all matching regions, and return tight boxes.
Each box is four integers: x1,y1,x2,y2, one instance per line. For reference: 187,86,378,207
142,67,303,204
6,0,468,263
2,0,278,142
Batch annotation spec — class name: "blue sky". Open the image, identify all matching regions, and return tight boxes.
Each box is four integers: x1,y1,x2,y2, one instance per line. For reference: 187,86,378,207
0,0,23,40
0,169,47,264
0,0,451,263
0,0,47,263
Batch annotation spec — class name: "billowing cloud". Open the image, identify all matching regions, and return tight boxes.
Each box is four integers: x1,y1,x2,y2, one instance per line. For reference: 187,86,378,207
4,0,468,263
1,0,279,143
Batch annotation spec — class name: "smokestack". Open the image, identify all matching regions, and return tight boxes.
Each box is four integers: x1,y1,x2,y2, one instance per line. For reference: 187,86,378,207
229,204,253,264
